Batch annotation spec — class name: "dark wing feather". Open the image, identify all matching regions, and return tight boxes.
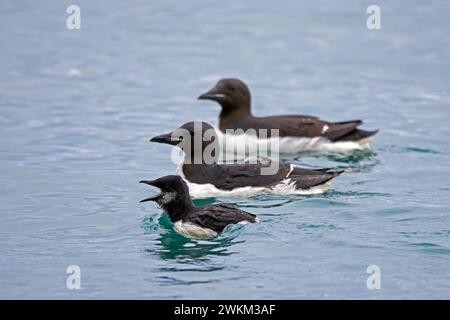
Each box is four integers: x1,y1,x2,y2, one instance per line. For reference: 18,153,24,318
208,161,288,190
252,115,325,137
288,167,343,189
322,120,362,141
194,161,340,190
189,204,257,232
226,115,377,141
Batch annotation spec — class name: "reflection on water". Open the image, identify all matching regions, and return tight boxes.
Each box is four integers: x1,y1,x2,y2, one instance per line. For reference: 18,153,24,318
324,150,376,163
379,145,441,155
141,211,244,260
283,149,376,163
192,198,217,206
154,231,239,260
281,149,381,176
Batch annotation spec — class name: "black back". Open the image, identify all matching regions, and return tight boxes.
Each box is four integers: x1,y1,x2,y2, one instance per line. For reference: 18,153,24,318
188,204,257,232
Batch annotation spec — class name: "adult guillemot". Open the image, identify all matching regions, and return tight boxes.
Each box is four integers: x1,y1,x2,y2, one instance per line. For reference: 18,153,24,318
139,175,257,239
198,78,378,153
150,121,342,198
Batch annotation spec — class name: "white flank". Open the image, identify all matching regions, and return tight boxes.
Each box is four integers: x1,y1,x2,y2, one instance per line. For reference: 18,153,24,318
174,221,218,239
176,162,331,198
215,127,373,157
184,179,331,199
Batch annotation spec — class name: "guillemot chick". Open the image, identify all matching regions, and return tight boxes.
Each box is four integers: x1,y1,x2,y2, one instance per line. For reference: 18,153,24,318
150,121,342,198
139,175,257,239
198,78,378,152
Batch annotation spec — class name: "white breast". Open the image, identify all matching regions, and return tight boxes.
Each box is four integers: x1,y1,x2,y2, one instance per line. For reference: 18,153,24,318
173,221,218,239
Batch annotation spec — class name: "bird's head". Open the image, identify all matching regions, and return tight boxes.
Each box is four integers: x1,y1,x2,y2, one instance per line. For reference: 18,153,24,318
139,175,193,220
150,121,219,164
198,78,251,114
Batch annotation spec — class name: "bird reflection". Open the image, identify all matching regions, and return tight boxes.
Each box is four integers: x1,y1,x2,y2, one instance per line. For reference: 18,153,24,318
141,210,243,261
286,149,379,174
281,149,375,163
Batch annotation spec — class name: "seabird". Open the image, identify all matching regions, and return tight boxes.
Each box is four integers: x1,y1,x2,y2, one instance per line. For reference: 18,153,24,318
139,175,257,239
150,121,342,198
198,78,378,152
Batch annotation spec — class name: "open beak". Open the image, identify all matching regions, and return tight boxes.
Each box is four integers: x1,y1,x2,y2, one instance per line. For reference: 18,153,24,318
139,180,163,203
198,87,226,101
150,132,182,146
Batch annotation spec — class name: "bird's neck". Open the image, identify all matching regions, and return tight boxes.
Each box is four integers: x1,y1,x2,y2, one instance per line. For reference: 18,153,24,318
160,196,194,222
182,149,219,167
220,104,251,118
182,162,213,178
219,106,252,131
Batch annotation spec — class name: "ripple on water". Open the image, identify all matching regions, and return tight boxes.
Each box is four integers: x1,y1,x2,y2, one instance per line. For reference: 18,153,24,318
408,243,450,255
289,149,376,163
322,190,391,199
372,206,413,217
224,189,388,209
290,153,380,173
296,222,341,230
295,197,355,208
380,145,440,155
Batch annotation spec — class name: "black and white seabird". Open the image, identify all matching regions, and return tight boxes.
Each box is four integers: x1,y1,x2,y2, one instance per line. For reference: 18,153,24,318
139,175,257,238
198,78,378,153
150,121,342,198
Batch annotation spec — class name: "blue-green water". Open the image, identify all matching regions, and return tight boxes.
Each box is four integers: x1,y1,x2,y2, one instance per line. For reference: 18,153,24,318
1,0,450,299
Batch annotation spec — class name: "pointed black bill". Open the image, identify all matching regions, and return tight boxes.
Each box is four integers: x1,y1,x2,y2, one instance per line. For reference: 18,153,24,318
139,195,161,203
149,132,182,146
198,86,226,101
139,180,163,203
198,92,218,100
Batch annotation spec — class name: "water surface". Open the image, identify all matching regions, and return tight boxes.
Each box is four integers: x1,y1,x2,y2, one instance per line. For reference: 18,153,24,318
1,0,450,299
